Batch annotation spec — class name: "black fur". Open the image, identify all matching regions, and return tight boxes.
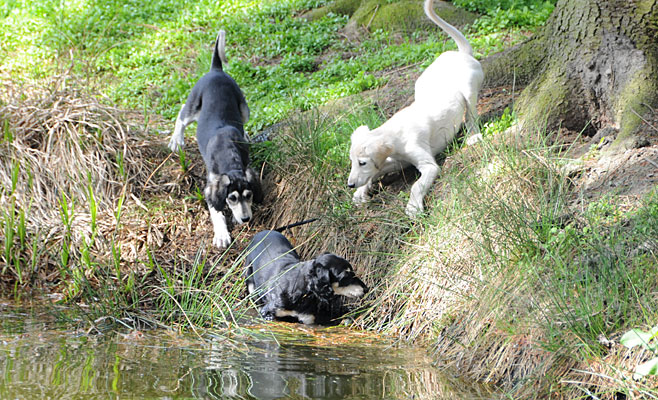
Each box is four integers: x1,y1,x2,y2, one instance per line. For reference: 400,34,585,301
173,30,262,246
244,230,368,325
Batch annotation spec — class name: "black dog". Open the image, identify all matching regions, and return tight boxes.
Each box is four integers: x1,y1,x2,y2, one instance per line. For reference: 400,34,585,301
168,29,262,248
244,230,368,325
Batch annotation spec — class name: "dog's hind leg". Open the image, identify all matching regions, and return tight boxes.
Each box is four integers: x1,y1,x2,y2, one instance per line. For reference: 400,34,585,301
463,93,482,145
406,156,440,216
209,205,232,248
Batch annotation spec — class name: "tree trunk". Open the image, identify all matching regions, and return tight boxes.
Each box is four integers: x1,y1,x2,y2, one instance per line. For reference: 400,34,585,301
486,0,658,149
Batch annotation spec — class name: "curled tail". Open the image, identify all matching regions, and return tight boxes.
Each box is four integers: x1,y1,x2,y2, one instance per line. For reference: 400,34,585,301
210,29,228,71
424,0,473,55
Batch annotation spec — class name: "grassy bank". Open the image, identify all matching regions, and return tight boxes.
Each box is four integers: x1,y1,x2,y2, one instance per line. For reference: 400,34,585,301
3,0,658,398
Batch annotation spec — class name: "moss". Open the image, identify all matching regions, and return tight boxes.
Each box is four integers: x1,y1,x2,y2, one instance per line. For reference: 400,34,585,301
348,0,476,33
516,64,570,132
482,36,546,88
611,65,658,149
302,0,363,20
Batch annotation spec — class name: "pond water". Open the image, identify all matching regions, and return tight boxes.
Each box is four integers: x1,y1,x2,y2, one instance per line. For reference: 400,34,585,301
0,304,494,399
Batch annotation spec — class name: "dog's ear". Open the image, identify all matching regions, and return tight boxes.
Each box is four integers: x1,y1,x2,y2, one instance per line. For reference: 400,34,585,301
351,125,370,140
245,167,263,204
315,253,348,280
310,259,333,299
365,137,392,170
205,173,230,209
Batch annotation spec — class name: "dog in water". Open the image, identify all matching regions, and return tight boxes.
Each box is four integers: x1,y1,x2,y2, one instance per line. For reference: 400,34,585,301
168,29,262,248
244,230,368,325
347,0,484,216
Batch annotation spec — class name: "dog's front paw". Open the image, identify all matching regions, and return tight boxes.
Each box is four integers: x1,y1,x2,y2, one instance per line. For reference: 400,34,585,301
168,135,184,152
212,230,232,249
405,202,423,217
260,308,276,321
352,187,370,206
465,133,483,146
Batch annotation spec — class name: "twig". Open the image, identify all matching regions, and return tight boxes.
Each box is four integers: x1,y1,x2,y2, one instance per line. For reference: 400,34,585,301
365,5,379,31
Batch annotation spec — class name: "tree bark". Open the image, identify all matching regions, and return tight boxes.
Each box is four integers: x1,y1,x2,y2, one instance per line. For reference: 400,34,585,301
486,0,658,148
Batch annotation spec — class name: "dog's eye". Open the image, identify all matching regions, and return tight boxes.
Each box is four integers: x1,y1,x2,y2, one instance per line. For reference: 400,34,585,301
228,194,238,203
243,190,252,200
358,160,366,167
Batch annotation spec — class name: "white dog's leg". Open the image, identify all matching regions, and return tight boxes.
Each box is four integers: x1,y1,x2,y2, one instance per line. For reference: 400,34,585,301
352,158,406,206
406,158,440,216
168,104,190,152
209,205,232,248
352,180,372,205
465,133,483,146
464,95,481,140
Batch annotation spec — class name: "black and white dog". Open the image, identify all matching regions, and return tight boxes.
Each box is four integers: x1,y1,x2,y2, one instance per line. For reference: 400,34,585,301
244,230,368,325
169,29,262,249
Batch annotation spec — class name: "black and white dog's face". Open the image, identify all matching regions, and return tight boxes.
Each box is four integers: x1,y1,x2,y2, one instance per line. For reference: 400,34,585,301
205,169,261,225
312,253,368,299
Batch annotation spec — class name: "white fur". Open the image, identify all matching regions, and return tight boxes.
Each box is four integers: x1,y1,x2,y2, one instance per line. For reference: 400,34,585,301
275,309,315,325
226,190,253,223
347,0,484,216
209,206,231,249
332,282,365,298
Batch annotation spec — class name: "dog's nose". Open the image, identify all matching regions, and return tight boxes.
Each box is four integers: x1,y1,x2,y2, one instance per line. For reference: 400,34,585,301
348,183,355,188
241,216,251,223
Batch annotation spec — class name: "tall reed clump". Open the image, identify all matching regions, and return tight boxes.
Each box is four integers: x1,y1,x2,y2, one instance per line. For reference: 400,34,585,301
354,123,658,398
151,245,254,333
0,77,166,302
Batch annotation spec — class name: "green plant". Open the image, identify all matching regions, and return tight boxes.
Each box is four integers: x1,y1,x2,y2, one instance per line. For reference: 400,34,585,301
621,326,658,379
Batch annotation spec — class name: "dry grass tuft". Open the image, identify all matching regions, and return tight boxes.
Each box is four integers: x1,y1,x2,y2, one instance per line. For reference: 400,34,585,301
0,76,215,290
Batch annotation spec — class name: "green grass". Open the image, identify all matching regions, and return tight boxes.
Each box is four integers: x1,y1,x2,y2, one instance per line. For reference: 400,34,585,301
2,0,554,134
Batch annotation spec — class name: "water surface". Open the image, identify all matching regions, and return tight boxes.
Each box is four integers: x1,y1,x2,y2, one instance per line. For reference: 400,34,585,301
0,304,493,399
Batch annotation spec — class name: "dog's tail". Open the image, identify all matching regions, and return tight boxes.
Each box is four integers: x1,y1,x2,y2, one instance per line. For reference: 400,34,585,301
424,0,473,56
210,29,229,71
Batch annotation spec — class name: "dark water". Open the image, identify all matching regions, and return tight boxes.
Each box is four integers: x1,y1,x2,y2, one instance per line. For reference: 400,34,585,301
0,305,493,399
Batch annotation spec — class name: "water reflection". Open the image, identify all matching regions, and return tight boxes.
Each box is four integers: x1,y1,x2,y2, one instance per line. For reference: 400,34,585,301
0,306,494,399
202,335,435,399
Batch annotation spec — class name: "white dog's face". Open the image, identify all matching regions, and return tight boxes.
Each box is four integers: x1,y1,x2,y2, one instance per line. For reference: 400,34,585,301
347,126,379,188
206,173,254,225
226,189,253,224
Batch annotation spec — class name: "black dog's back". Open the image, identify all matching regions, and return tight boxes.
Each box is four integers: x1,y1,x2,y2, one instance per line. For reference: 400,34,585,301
245,230,300,289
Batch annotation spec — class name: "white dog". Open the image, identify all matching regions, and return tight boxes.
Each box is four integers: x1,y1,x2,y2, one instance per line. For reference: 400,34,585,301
347,0,484,216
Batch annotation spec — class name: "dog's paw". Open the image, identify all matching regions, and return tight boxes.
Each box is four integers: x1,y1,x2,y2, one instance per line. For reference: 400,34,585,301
260,309,275,321
168,136,184,152
465,133,483,146
212,230,232,249
405,202,423,217
352,187,370,206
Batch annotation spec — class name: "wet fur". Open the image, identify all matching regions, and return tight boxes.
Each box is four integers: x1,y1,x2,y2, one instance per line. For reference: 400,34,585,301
244,230,368,325
168,30,262,248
